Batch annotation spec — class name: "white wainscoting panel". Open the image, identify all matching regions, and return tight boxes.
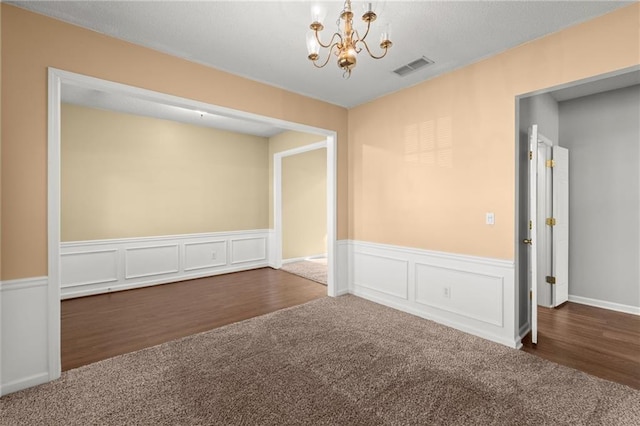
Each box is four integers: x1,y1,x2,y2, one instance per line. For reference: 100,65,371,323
60,230,270,299
61,249,118,288
184,240,227,271
1,277,51,396
348,240,517,348
354,252,409,299
415,264,504,327
125,244,179,279
230,237,267,265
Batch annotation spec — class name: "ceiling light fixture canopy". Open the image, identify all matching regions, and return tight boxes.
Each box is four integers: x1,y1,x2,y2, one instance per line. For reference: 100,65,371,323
306,1,393,78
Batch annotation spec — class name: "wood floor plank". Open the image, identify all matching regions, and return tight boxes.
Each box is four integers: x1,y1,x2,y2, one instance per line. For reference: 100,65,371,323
61,268,326,371
522,302,640,389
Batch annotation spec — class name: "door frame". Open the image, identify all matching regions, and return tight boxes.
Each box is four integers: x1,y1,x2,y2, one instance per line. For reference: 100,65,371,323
273,142,333,295
514,64,640,343
47,67,338,381
527,125,539,344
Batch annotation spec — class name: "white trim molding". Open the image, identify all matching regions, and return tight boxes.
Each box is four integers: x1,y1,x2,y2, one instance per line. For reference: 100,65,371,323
335,240,350,296
0,276,49,292
1,277,51,396
272,139,337,297
45,67,340,395
569,295,640,316
346,240,518,348
60,230,270,299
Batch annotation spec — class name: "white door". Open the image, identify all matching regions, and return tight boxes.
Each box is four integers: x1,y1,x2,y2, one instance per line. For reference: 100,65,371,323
527,125,538,344
552,146,569,306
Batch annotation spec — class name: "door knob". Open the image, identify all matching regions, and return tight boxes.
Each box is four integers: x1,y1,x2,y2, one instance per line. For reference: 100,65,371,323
522,238,532,245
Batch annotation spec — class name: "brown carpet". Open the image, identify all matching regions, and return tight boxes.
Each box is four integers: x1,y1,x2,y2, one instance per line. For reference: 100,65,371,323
1,295,639,425
281,258,327,285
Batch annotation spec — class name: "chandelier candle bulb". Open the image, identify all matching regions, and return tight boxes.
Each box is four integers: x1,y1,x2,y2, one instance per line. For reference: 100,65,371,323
310,4,327,26
362,2,377,22
380,23,390,42
306,31,320,59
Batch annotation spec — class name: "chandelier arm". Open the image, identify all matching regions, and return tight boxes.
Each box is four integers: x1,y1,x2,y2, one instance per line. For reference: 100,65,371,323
357,38,390,60
312,43,340,68
315,30,343,49
359,19,372,43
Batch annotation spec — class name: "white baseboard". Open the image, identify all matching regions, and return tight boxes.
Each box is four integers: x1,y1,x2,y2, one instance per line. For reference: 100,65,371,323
569,295,640,316
1,277,51,396
1,372,50,396
346,240,519,348
60,230,270,299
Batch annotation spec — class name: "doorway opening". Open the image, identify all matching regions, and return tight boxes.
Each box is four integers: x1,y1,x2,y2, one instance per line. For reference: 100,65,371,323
48,68,338,380
274,143,329,286
515,65,640,386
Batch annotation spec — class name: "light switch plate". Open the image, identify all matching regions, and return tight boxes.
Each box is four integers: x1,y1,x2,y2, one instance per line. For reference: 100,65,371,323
486,212,495,225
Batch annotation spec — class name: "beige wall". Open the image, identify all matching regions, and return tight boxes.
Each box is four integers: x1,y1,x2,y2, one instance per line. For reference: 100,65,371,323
1,4,347,280
267,131,327,228
348,3,639,261
282,148,327,260
268,131,327,259
61,104,268,241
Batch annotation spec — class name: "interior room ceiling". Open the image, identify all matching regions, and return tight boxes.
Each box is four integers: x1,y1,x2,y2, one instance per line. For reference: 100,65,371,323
550,70,640,102
11,1,633,109
62,84,286,137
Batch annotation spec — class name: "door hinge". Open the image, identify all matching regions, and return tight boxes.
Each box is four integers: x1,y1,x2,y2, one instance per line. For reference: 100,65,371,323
529,290,533,300
545,217,556,226
529,151,533,160
529,220,532,230
546,159,555,168
546,276,556,285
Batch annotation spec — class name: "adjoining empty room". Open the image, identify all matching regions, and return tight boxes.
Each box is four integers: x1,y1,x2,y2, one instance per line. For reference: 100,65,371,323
518,70,640,388
57,81,333,370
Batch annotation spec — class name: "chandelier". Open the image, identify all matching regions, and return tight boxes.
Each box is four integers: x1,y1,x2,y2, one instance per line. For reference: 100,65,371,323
305,1,393,78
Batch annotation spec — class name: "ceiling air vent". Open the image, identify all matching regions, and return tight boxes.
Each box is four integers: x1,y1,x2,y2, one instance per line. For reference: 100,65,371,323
393,57,434,77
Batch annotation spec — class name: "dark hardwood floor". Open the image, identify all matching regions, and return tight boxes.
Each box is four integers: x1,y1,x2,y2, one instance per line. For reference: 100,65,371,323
521,302,640,389
63,272,639,390
61,267,327,371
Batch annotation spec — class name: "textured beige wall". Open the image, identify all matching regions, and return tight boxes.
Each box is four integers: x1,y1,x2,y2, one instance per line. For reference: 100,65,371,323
348,3,640,261
1,4,347,280
282,148,327,260
61,104,268,241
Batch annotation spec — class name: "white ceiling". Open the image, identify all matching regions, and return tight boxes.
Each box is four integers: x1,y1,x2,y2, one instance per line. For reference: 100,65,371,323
11,0,633,109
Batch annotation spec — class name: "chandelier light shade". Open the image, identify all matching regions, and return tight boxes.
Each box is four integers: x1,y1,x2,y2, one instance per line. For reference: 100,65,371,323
306,1,393,78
